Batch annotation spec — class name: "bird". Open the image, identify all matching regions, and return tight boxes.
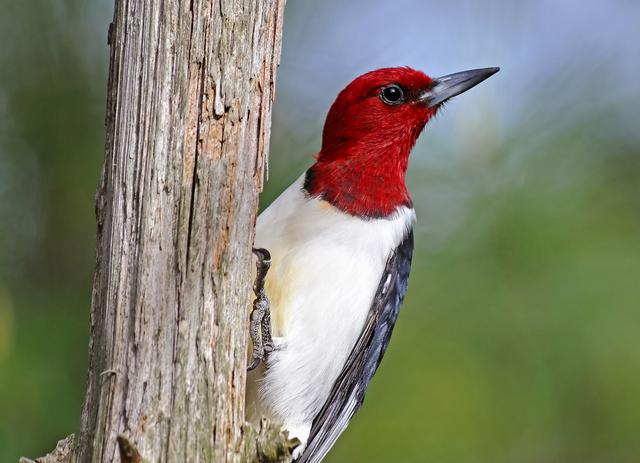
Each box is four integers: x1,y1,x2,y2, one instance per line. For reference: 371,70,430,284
246,66,499,462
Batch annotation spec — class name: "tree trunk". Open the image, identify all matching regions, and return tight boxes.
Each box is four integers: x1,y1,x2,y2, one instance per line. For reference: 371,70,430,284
75,0,287,461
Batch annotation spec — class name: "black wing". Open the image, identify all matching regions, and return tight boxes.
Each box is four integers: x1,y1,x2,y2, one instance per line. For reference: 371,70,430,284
296,229,414,463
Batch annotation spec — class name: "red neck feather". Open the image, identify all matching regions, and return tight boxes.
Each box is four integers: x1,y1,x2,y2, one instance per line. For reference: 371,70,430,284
304,123,425,218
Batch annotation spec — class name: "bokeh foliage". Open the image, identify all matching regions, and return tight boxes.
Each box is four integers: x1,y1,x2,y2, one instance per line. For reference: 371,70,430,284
1,0,639,462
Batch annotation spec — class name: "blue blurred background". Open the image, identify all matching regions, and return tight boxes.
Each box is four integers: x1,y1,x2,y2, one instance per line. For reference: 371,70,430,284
1,1,639,461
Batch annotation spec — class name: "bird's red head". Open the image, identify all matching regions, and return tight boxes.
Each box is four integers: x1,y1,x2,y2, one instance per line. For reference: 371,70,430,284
304,66,499,218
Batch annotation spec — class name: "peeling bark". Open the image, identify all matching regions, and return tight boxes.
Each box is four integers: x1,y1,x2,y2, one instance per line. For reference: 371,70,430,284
19,435,75,463
73,0,287,462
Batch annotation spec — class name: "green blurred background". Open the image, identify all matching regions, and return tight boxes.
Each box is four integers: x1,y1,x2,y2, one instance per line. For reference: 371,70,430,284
1,0,639,461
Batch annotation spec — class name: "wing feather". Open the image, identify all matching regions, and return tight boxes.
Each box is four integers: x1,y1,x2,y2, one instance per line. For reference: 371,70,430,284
296,229,414,463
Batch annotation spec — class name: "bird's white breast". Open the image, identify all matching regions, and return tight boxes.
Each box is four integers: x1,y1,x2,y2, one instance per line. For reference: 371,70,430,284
250,173,415,434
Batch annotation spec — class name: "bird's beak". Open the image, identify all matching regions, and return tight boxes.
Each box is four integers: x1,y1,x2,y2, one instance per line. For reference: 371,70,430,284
419,67,500,107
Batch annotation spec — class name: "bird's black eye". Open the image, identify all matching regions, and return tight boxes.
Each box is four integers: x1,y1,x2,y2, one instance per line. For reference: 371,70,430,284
380,84,404,105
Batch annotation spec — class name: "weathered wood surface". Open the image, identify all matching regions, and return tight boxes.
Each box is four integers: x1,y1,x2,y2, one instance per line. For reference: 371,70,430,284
76,0,287,461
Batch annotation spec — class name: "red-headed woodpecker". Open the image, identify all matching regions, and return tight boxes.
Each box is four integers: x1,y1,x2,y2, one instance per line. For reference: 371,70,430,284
246,66,499,462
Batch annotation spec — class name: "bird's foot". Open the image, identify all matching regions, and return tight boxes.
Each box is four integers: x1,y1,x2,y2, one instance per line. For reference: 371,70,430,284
248,248,278,371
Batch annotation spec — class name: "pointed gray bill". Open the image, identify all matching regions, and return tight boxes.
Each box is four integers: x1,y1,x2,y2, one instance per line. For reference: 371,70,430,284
420,67,500,107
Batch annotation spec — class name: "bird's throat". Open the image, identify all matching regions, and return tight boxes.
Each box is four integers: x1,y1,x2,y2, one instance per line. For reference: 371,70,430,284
303,157,412,218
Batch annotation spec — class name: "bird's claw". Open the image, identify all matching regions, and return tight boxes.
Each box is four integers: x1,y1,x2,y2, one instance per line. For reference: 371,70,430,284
248,247,277,371
263,341,275,354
